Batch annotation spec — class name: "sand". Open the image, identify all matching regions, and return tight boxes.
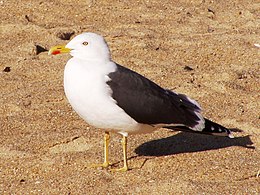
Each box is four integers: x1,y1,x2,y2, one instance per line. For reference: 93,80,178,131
0,0,259,194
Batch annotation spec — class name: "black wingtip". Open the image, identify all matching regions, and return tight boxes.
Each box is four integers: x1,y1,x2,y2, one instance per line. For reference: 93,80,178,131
203,118,234,138
166,118,234,138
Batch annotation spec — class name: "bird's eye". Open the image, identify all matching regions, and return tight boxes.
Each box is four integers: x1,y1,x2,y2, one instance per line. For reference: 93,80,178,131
82,41,88,46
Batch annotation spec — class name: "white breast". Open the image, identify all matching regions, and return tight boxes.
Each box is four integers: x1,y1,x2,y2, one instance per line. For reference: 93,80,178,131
63,58,155,136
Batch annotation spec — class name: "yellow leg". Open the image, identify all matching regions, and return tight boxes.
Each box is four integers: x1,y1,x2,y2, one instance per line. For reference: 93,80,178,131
111,135,128,172
90,131,111,168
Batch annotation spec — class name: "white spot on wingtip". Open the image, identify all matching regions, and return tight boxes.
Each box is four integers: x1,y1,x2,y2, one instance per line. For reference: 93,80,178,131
218,128,222,132
254,43,260,48
211,126,215,131
228,133,234,138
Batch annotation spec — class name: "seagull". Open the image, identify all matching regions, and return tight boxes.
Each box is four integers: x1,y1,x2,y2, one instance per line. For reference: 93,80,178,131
48,32,233,172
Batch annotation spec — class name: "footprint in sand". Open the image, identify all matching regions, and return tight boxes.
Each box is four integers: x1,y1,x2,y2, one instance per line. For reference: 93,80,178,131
0,147,29,158
48,136,92,154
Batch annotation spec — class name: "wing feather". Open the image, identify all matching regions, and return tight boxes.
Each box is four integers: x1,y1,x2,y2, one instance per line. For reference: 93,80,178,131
107,64,204,129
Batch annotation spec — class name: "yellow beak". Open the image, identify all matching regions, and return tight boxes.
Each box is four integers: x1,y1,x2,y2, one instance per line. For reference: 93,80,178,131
48,45,71,55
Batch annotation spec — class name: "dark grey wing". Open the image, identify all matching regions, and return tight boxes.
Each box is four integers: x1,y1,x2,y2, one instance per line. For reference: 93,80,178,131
107,64,203,128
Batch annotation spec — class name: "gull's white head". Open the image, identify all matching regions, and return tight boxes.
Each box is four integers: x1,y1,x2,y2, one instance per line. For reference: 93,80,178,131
49,32,111,62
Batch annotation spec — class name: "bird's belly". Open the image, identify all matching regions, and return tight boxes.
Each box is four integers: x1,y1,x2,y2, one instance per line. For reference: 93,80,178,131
63,63,154,135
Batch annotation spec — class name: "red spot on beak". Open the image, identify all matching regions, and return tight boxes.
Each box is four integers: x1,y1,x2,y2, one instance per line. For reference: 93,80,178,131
52,50,61,55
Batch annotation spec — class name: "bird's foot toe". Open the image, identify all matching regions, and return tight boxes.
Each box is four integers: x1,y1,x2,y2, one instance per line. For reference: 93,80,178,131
110,165,128,172
89,162,111,169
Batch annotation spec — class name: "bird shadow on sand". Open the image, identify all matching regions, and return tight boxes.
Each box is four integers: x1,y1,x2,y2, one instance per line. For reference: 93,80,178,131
134,128,254,157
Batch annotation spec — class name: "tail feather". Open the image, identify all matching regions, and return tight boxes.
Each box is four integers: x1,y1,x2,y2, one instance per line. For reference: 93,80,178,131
166,118,234,138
